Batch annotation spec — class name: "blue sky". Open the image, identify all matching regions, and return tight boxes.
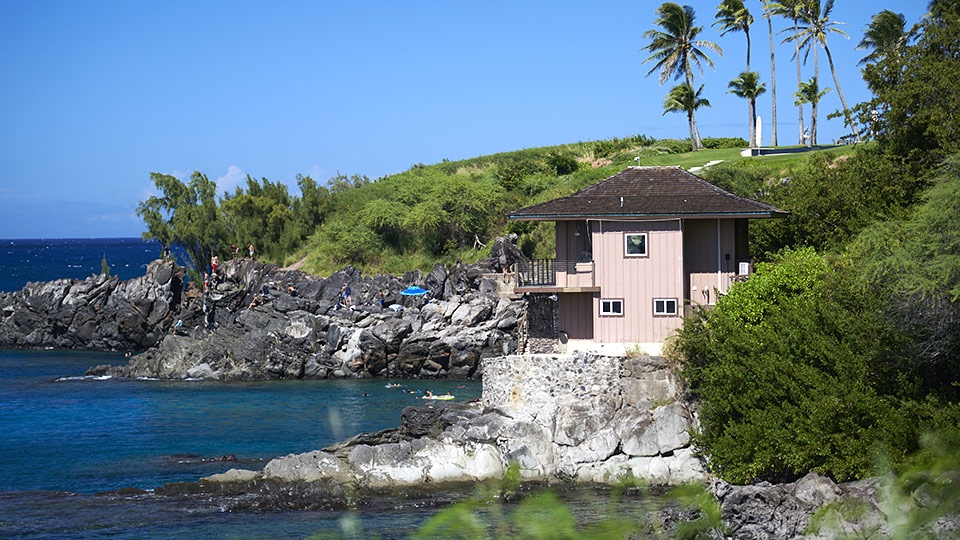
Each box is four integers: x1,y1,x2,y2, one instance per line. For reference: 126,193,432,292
0,1,930,239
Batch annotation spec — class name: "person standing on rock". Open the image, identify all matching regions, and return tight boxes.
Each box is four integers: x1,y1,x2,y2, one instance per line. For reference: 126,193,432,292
337,283,352,309
248,244,255,260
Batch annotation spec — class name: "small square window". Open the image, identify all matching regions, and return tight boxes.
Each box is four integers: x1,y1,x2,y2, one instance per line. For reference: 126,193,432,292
625,233,647,257
600,299,623,316
653,298,678,316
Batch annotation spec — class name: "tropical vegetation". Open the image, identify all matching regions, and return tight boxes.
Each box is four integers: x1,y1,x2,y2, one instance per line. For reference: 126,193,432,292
671,0,960,486
136,2,960,507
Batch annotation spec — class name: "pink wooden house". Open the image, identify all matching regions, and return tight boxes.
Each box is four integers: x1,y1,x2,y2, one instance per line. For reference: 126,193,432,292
509,166,786,354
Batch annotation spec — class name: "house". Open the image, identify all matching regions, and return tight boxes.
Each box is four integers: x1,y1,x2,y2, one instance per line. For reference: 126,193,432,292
508,166,786,355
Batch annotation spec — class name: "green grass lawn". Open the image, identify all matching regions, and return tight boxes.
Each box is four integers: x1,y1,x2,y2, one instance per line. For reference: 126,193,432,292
637,144,863,171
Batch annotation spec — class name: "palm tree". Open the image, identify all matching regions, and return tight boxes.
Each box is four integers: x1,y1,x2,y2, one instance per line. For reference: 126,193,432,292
714,0,754,71
728,71,767,148
927,0,960,22
856,10,907,66
663,82,712,151
789,0,861,142
642,2,722,150
768,0,809,145
761,0,779,146
793,77,831,146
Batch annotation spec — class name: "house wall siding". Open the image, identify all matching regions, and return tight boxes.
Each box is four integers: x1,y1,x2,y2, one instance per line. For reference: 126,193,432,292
590,220,684,344
683,219,741,306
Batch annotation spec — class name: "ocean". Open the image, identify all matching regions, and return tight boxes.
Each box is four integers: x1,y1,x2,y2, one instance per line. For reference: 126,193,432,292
0,238,486,538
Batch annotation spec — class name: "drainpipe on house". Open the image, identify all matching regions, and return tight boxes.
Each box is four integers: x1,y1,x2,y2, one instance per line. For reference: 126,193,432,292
717,219,723,296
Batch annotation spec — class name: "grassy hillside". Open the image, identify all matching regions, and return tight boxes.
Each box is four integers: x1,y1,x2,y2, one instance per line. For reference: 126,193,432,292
295,136,859,277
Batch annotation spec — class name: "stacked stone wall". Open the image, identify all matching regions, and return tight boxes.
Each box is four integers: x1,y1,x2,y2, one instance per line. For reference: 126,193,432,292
522,294,559,354
480,352,702,484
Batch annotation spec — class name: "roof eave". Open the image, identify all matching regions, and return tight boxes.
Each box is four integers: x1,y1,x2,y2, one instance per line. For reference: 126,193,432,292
508,211,788,221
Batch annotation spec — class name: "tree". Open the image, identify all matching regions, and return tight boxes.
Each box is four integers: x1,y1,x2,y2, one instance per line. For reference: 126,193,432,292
761,1,779,146
137,172,222,282
856,1,960,170
788,0,861,143
662,82,712,152
768,0,809,144
793,77,830,146
856,9,908,66
714,0,754,71
219,176,301,263
728,71,767,148
642,2,722,150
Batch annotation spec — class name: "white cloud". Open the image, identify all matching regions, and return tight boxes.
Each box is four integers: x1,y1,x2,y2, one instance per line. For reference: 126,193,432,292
216,165,247,194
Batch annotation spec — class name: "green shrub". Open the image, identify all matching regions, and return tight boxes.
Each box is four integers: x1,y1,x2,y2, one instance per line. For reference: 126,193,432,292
701,137,749,149
546,151,580,176
655,139,693,154
674,247,947,483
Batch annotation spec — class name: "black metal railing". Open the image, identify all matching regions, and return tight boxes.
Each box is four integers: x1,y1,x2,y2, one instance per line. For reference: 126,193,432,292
519,258,557,286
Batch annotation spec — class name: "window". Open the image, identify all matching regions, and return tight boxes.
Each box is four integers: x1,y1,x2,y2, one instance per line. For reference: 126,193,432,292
624,233,647,257
653,298,678,316
600,299,623,316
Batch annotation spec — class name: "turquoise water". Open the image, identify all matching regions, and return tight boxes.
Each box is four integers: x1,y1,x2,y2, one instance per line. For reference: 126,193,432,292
0,349,482,537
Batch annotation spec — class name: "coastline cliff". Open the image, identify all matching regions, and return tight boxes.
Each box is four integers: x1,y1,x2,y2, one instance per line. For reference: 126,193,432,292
0,252,525,380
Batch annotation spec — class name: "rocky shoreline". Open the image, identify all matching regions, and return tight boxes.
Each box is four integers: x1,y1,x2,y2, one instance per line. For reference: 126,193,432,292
124,352,895,540
1,257,932,538
0,244,528,380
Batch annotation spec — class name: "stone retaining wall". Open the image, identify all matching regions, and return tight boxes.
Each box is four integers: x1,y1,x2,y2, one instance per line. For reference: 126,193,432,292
481,353,703,484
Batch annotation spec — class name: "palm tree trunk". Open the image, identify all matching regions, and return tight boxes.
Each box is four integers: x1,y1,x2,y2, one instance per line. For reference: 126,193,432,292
745,29,752,72
750,97,758,148
687,111,699,152
824,45,862,143
794,18,804,145
685,72,703,150
767,14,778,146
811,49,819,146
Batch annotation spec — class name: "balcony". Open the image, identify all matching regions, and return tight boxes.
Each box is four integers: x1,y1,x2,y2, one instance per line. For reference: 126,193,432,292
516,258,598,293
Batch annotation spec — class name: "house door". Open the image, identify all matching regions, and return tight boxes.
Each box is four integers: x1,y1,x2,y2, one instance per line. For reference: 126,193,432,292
558,293,594,340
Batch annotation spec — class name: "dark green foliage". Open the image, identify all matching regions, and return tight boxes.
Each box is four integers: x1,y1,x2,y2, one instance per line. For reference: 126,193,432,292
219,175,303,263
699,159,778,200
593,134,657,158
747,148,922,259
546,152,580,176
137,171,223,282
673,247,959,483
847,155,960,402
700,137,748,149
655,139,695,154
495,157,550,190
857,4,960,173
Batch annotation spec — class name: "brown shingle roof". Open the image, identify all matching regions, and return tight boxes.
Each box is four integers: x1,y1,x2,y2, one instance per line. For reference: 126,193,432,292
509,166,787,221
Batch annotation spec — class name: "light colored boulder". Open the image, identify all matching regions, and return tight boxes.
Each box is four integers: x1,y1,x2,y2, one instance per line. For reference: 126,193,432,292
557,426,620,467
186,362,219,380
202,468,260,484
667,447,706,483
654,402,691,453
261,450,352,483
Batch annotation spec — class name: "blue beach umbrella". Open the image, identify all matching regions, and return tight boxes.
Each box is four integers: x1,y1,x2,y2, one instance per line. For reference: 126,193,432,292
400,286,429,296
